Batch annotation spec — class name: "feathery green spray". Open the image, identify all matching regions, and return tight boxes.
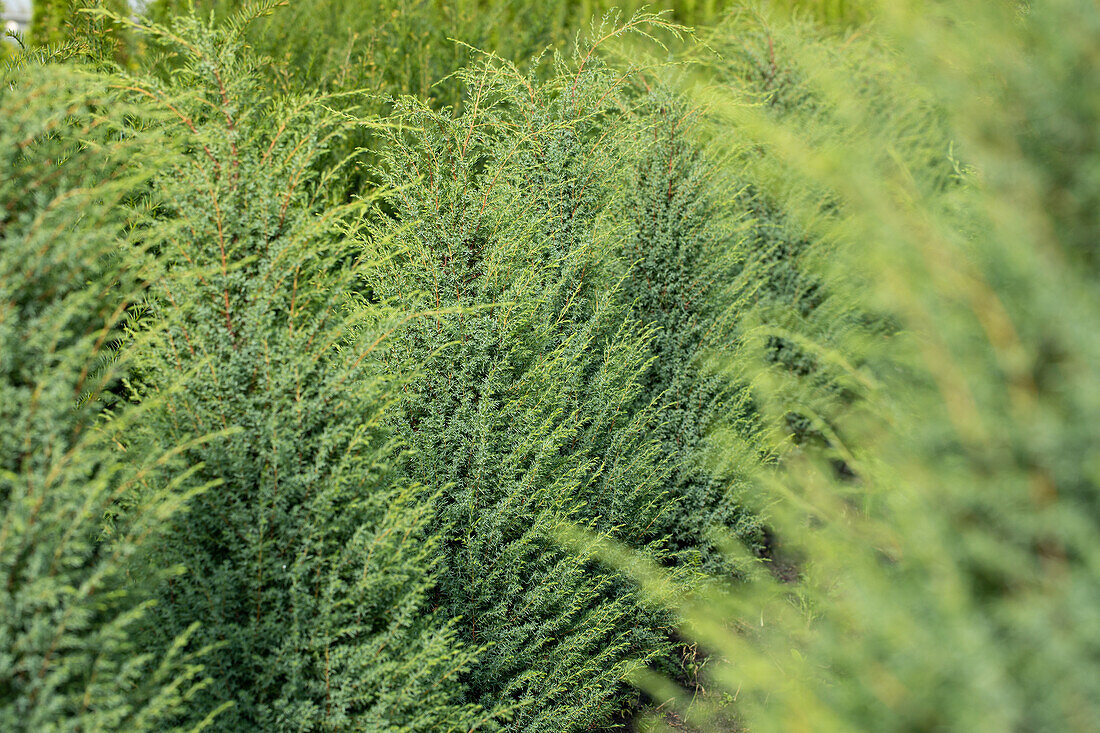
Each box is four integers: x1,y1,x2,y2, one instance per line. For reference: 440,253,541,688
362,18,693,729
115,17,488,731
0,63,215,733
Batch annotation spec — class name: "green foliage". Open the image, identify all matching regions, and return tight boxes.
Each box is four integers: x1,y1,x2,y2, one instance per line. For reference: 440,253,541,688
146,0,733,103
610,2,1100,731
767,0,868,26
29,0,129,52
612,14,891,586
616,89,768,573
143,1,868,111
29,0,67,45
7,0,1094,731
109,17,490,731
362,30,688,729
0,63,212,732
0,0,8,56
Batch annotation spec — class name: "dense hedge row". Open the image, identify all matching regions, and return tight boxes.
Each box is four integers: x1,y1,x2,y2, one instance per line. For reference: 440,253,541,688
4,2,1096,732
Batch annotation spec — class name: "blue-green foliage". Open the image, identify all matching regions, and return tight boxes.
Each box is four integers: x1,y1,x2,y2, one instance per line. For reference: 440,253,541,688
121,19,488,731
0,64,211,732
362,45,681,730
618,91,767,573
0,9,850,731
691,13,921,472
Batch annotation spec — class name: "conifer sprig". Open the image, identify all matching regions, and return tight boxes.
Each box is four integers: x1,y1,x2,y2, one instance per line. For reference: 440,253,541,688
0,61,219,733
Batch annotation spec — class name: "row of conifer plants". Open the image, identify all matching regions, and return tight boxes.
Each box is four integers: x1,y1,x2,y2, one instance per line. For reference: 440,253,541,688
4,1,1096,732
1,6,759,729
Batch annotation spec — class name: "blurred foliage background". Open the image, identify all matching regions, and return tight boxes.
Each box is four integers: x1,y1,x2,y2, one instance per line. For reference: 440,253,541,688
604,1,1100,731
